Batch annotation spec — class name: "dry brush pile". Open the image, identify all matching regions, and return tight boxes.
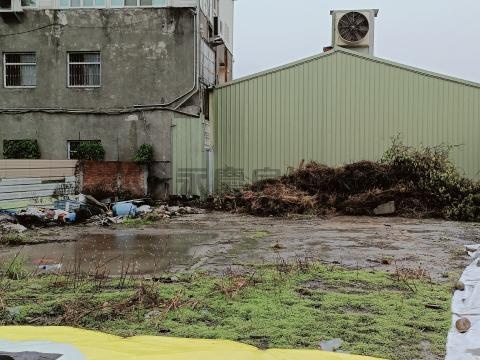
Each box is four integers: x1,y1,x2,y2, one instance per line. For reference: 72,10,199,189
211,140,480,221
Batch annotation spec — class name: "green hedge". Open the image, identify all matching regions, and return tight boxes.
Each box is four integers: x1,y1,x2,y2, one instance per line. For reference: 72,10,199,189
133,144,154,165
3,140,41,159
77,142,105,161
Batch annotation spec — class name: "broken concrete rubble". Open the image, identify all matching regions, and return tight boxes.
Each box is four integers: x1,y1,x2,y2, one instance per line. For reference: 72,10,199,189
373,201,396,216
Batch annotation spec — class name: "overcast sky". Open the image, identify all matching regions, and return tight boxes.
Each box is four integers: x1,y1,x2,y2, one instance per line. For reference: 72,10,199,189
233,0,480,83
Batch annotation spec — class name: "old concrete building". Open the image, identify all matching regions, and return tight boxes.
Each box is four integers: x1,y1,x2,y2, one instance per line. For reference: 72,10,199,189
0,0,234,197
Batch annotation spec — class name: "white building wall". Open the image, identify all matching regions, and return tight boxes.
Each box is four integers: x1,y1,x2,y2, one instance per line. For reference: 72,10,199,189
27,0,196,9
218,0,233,52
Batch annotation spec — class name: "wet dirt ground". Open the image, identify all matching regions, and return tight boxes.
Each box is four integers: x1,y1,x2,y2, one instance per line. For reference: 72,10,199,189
1,212,478,281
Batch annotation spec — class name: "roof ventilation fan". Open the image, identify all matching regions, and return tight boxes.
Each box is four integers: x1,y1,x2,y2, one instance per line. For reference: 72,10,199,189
338,11,369,43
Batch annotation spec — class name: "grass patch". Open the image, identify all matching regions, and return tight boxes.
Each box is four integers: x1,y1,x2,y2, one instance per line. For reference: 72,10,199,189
0,232,29,246
244,230,270,240
0,264,451,359
1,255,27,280
122,217,157,227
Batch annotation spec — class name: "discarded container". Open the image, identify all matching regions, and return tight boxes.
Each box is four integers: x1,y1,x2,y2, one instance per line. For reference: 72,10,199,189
65,213,76,223
113,203,138,217
54,200,81,212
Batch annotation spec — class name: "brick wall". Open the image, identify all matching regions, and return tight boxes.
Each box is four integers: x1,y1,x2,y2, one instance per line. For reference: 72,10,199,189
80,161,147,199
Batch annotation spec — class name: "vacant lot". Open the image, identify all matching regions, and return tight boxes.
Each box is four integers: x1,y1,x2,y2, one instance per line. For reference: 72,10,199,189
0,213,475,280
0,213,477,359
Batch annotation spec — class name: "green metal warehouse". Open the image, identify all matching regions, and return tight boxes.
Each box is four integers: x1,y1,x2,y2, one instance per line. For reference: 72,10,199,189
211,46,480,189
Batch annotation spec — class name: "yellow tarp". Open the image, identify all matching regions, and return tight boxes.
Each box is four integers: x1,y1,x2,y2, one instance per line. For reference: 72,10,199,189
0,326,382,360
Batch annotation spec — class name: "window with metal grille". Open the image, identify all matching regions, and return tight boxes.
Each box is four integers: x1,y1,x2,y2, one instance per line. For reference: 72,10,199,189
60,0,104,8
0,0,11,9
21,0,37,7
4,53,37,88
110,0,153,6
68,52,101,88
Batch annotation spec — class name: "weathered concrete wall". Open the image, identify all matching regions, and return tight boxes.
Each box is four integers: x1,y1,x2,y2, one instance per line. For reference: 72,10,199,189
0,8,196,108
0,110,174,197
0,110,172,162
0,8,204,198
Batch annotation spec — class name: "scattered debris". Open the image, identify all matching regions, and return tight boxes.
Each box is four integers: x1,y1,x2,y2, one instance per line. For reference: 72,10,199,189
38,263,63,272
144,310,162,320
0,194,205,240
455,281,465,291
216,277,250,298
0,210,17,224
0,223,27,233
137,205,153,214
272,242,285,250
424,304,442,310
319,338,343,352
455,318,471,333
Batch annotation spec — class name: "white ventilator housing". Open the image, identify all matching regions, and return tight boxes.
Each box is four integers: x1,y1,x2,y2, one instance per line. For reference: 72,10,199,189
331,9,378,55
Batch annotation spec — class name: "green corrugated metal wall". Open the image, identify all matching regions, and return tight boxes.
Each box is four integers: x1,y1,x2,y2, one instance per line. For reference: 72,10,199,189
213,49,480,188
171,116,208,196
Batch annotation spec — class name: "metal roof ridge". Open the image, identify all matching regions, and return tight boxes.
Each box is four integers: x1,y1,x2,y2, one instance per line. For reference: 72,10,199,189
334,46,480,89
216,46,480,90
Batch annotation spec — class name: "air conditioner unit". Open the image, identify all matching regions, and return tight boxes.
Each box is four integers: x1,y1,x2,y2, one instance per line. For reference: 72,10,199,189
0,0,23,13
331,9,378,55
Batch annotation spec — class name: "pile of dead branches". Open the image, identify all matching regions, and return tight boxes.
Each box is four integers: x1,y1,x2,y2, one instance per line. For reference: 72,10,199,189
210,140,480,221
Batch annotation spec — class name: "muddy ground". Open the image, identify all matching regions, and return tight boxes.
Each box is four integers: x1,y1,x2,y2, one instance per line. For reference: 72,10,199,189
1,212,477,282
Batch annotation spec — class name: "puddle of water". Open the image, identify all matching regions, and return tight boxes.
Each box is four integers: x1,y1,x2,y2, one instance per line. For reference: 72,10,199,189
0,233,216,275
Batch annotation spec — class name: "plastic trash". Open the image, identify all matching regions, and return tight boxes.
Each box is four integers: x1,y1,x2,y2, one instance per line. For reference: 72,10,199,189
0,209,17,217
112,203,138,217
54,200,81,212
65,213,76,223
38,263,62,272
54,210,69,221
137,205,153,214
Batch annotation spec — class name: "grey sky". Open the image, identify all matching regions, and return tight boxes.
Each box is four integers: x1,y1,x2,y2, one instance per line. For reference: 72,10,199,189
233,0,480,83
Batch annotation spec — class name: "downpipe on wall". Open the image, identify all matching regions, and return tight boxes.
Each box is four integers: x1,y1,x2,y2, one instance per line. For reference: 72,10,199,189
134,7,199,111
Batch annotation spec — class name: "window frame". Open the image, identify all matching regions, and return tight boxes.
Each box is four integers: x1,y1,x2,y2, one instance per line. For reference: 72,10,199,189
3,52,37,89
67,51,101,88
110,0,154,8
21,0,38,8
60,0,105,9
67,139,101,160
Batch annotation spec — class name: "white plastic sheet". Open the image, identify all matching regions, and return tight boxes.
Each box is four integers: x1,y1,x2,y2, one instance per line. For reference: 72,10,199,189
0,340,86,359
446,244,480,359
